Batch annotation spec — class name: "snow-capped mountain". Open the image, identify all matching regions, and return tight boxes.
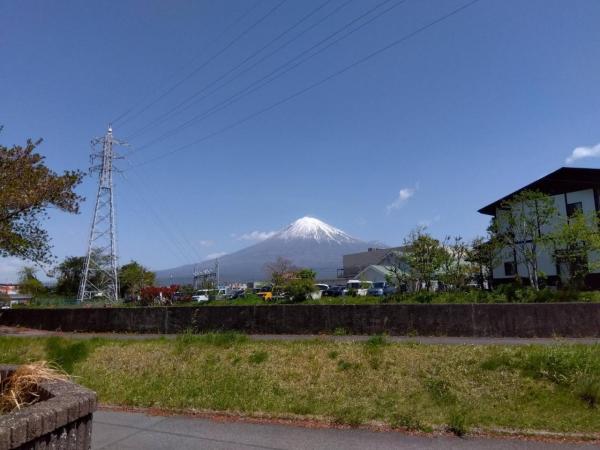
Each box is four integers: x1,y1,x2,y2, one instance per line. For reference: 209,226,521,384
274,217,356,242
155,217,383,283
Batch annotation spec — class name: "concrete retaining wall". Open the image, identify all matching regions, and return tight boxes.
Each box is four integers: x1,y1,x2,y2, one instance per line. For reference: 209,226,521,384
1,303,600,337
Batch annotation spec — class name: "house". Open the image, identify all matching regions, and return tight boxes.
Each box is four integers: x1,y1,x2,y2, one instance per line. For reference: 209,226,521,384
356,265,395,283
339,247,405,279
0,283,32,307
478,167,600,288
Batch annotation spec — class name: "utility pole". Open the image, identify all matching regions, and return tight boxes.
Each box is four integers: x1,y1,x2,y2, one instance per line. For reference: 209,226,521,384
78,125,124,302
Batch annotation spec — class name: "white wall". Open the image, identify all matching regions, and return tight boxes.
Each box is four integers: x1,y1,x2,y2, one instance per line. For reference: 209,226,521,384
493,188,599,280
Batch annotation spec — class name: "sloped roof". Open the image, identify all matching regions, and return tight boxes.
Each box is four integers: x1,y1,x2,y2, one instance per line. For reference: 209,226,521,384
479,167,600,215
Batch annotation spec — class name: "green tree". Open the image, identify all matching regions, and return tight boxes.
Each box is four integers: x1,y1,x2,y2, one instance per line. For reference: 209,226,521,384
285,268,316,302
468,232,501,290
402,228,446,291
0,133,83,264
495,190,557,290
18,266,45,297
551,210,600,289
119,261,155,298
54,256,85,296
439,236,471,290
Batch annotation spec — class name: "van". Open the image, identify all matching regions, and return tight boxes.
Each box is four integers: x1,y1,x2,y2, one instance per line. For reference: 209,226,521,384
346,280,372,297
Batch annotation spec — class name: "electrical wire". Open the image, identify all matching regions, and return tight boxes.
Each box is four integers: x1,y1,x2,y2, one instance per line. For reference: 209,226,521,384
124,0,346,141
113,0,286,128
127,0,400,149
127,0,481,170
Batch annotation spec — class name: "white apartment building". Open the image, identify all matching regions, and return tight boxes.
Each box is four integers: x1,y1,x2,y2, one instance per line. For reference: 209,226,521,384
479,167,600,288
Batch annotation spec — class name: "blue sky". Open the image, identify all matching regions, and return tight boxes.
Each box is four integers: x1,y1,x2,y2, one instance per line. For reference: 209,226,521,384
1,0,600,281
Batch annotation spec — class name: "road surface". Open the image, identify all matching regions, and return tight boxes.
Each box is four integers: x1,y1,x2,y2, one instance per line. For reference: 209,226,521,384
92,411,597,450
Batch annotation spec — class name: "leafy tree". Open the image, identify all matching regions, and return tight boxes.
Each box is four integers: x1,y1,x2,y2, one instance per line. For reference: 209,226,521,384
0,133,83,264
439,236,471,290
402,227,446,291
285,268,316,302
54,256,85,296
494,190,557,290
467,232,501,290
551,210,600,289
18,266,45,296
119,261,155,298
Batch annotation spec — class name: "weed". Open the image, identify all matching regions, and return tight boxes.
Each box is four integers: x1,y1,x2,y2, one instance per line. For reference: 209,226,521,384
175,331,247,352
575,378,600,408
447,408,469,437
334,406,363,426
327,350,339,359
333,327,348,336
480,350,514,371
391,410,429,432
45,337,91,373
337,359,357,371
248,350,268,364
424,375,456,404
365,334,387,347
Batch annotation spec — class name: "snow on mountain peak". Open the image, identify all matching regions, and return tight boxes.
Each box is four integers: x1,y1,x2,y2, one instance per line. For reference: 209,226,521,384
273,216,357,243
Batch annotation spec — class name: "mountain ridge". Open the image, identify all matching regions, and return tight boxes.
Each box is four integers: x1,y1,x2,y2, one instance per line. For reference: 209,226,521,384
155,217,385,284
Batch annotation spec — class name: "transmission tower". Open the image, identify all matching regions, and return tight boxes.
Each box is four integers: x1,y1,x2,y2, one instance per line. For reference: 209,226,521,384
78,125,124,302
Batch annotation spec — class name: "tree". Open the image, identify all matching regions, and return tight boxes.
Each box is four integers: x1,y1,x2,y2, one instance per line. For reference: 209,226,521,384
439,236,471,290
264,257,298,293
467,233,501,290
0,133,84,264
285,268,316,302
54,256,85,296
495,190,557,290
551,210,600,289
119,261,155,298
401,228,446,291
18,266,45,297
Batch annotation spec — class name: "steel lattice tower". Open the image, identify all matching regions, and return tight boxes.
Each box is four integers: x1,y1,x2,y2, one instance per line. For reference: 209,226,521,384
78,126,123,302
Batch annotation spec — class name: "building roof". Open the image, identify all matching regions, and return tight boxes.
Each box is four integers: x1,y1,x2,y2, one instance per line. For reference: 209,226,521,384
478,167,600,215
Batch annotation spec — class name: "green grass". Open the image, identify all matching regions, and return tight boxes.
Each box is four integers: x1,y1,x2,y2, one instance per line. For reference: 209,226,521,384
1,335,599,434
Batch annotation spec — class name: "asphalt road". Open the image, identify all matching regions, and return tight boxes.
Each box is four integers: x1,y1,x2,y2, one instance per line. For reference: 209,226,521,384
92,411,597,450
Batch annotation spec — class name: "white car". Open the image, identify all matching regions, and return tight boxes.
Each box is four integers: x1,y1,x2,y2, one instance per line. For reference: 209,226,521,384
192,290,210,302
346,280,372,296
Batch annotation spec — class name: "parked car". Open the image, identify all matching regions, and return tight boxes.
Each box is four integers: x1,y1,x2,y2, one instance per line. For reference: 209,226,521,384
346,280,372,296
315,283,329,292
192,290,209,302
367,281,388,297
227,289,246,299
255,285,273,301
324,285,345,297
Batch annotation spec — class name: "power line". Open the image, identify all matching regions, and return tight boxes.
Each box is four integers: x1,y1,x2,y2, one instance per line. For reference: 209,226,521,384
125,0,407,151
127,0,481,170
114,0,286,128
124,0,346,141
111,0,264,126
127,0,401,151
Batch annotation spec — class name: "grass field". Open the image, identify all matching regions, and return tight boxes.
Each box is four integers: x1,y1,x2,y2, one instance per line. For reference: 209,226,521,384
0,334,599,436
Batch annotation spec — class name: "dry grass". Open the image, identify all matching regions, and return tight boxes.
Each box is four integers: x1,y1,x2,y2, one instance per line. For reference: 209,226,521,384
0,361,68,414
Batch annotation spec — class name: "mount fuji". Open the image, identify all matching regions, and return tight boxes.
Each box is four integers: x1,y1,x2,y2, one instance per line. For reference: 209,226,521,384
155,217,383,284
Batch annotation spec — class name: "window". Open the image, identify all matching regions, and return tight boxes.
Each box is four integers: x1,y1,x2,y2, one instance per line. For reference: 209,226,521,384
504,261,516,277
566,202,583,218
